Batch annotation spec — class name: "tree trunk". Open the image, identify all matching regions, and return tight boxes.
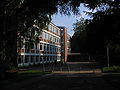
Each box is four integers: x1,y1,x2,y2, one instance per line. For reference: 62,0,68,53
0,16,17,79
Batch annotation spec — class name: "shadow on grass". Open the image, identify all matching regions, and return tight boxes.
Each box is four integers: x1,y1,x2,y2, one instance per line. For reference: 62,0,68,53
0,70,52,88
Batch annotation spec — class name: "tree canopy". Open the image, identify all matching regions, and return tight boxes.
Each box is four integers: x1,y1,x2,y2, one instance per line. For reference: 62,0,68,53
71,0,120,66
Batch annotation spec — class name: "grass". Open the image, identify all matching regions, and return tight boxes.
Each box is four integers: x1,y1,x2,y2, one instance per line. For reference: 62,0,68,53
17,70,51,79
101,66,120,89
1,70,51,82
18,70,51,77
0,70,52,89
102,66,120,73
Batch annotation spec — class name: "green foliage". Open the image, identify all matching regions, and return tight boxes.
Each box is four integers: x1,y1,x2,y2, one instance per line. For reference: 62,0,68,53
72,18,88,53
71,0,120,66
73,18,86,32
102,66,120,73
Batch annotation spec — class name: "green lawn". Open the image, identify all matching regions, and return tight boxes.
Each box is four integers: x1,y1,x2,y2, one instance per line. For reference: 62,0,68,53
0,70,52,89
1,70,51,83
18,70,51,75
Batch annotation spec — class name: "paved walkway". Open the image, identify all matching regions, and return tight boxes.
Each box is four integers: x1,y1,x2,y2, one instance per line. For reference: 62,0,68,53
1,62,119,90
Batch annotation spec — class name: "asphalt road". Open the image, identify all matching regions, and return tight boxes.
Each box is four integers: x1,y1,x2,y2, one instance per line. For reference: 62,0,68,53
1,62,119,90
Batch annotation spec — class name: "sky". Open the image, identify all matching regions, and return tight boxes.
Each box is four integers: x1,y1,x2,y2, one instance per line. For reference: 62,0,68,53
52,4,91,36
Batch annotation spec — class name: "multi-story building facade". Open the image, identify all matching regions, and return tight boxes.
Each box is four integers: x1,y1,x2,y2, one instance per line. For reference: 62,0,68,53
67,34,71,54
17,22,71,67
17,23,61,66
58,26,70,63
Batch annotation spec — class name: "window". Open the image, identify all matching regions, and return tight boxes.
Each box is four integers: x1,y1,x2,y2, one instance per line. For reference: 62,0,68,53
54,46,56,52
53,46,54,52
25,55,29,63
59,39,61,43
47,33,49,40
53,37,55,42
42,32,45,38
40,43,43,50
56,29,58,34
45,33,47,39
56,47,58,52
36,56,39,62
51,25,53,32
31,56,34,63
50,45,52,52
54,27,56,33
45,56,48,61
37,43,39,50
44,44,46,51
47,44,49,51
53,26,55,33
58,30,60,35
55,46,56,52
59,48,60,52
40,56,42,62
57,38,59,43
25,42,29,52
48,24,51,30
18,55,23,63
43,56,46,61
46,33,48,40
49,34,51,40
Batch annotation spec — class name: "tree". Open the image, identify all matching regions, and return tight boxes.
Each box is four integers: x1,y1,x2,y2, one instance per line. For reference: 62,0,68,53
84,0,120,66
72,18,87,53
71,0,120,66
0,0,117,78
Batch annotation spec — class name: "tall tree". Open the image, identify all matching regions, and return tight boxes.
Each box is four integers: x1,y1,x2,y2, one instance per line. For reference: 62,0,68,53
72,18,87,53
71,0,120,66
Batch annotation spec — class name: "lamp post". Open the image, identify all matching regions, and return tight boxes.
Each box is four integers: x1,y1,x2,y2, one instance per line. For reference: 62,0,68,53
107,45,110,67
